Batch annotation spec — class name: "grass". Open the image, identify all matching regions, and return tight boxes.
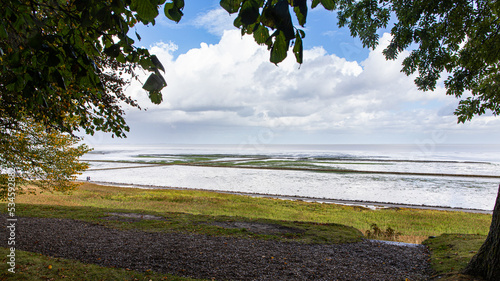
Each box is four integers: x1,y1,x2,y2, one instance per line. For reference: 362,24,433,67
423,234,487,280
0,248,198,281
134,155,223,163
231,159,392,168
0,235,487,281
0,183,493,280
7,183,492,244
96,155,393,171
88,157,499,180
3,203,363,244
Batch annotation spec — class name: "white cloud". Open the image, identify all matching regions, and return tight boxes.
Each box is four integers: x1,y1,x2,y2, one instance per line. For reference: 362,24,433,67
191,8,237,36
117,31,500,144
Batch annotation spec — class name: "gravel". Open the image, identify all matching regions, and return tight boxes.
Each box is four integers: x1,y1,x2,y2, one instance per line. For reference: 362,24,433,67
1,214,432,280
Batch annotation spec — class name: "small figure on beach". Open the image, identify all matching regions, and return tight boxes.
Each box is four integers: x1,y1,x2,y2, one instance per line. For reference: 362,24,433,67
86,176,91,182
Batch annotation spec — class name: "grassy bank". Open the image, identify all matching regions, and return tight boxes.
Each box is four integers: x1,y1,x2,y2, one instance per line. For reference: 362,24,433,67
0,248,198,281
7,183,492,243
0,183,492,280
423,234,487,280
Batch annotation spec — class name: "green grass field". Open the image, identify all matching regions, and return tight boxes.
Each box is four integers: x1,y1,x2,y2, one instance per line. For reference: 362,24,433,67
0,248,198,281
0,183,492,280
9,183,491,243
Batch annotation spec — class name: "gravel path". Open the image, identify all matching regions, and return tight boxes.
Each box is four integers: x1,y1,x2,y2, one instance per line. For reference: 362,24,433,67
1,215,432,280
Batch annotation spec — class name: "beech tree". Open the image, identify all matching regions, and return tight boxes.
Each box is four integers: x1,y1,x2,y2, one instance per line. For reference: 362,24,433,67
0,0,166,138
2,0,497,137
1,0,164,194
0,118,91,199
1,0,499,279
219,1,500,279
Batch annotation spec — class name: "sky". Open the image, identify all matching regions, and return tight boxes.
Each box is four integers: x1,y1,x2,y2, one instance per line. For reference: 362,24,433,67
83,0,500,147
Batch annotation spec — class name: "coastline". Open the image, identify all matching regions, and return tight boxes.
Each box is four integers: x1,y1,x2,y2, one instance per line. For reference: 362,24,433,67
79,180,493,214
84,159,500,179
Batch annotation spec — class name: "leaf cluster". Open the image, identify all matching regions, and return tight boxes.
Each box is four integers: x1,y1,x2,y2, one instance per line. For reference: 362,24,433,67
216,0,389,65
0,0,167,137
1,0,498,140
216,0,500,121
0,118,91,199
220,0,310,64
365,223,402,241
334,0,500,121
385,0,500,121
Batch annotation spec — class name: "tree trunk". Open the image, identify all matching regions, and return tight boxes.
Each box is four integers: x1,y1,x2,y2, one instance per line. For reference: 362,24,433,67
463,184,500,280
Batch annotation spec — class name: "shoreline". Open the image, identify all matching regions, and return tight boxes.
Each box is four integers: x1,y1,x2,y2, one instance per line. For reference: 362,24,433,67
84,160,500,179
80,180,493,214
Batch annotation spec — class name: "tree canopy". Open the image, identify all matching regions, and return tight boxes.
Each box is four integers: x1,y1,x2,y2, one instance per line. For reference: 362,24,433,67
1,0,500,280
1,0,166,138
1,0,498,138
0,118,91,199
219,0,500,122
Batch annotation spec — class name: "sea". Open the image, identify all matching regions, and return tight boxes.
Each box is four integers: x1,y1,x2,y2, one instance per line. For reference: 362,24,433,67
78,144,500,211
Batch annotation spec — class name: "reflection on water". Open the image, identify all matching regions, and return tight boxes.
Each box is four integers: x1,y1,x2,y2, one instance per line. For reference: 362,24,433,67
80,144,500,211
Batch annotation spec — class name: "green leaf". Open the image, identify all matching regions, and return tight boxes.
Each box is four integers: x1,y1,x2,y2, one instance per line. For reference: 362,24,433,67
174,0,185,9
116,53,126,63
298,29,305,38
143,73,166,94
220,0,243,14
111,0,126,12
270,31,288,64
47,50,61,67
81,10,92,27
131,0,158,22
239,0,260,25
320,0,336,11
261,5,277,29
0,24,8,39
164,3,183,23
96,7,113,29
75,0,88,10
151,55,165,72
292,0,307,27
63,44,77,59
293,31,303,64
253,24,270,45
139,58,154,70
28,33,43,49
135,31,142,41
148,91,163,104
233,16,243,28
104,44,121,58
311,0,320,9
273,0,294,41
52,70,66,89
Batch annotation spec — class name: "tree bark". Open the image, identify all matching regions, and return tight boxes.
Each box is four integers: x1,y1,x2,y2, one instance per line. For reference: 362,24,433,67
463,184,500,280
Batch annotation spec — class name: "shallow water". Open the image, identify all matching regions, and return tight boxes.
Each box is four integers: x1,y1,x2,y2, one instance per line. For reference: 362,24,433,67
79,144,500,211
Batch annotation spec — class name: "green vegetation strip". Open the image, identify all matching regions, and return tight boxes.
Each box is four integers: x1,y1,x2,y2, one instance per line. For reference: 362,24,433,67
87,157,500,178
0,183,492,280
6,183,492,243
0,248,198,281
1,204,363,245
423,234,486,278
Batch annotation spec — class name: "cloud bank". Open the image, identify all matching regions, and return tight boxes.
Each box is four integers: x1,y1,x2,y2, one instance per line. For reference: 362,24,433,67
99,29,499,145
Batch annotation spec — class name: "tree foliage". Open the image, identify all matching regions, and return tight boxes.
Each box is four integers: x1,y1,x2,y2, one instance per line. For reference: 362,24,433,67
2,0,497,136
1,0,499,279
0,0,167,138
0,118,91,199
219,0,500,122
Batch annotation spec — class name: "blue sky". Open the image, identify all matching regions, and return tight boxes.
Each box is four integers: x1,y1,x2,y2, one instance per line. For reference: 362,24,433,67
133,0,372,61
83,1,500,147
